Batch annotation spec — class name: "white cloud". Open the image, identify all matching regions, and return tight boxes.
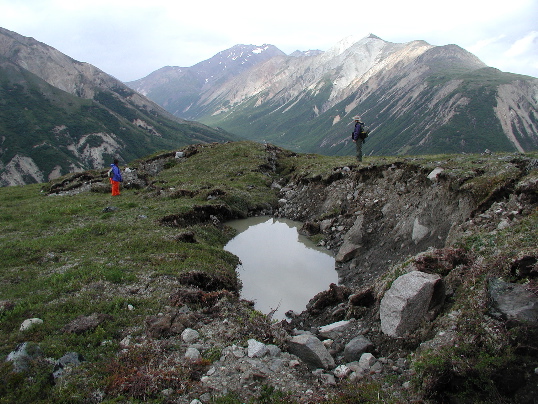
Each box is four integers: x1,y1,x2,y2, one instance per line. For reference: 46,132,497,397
467,35,506,54
0,0,537,80
461,30,538,77
504,31,538,58
498,31,538,77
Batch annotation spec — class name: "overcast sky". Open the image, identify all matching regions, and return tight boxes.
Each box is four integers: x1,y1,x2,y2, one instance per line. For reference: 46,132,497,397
1,0,537,82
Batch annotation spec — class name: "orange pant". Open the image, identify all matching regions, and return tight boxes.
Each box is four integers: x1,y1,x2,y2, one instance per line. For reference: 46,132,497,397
110,179,120,196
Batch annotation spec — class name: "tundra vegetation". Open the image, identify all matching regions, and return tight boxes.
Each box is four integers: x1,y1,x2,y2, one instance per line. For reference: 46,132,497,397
0,141,536,403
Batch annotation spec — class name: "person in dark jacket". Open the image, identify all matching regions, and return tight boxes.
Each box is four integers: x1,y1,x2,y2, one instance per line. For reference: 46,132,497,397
351,115,366,161
109,159,123,196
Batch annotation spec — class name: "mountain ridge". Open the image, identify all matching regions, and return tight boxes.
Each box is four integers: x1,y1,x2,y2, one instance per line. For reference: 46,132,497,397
130,34,538,156
128,44,285,116
0,27,237,186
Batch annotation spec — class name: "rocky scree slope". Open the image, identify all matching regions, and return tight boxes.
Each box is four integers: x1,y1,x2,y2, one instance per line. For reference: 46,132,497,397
2,143,538,403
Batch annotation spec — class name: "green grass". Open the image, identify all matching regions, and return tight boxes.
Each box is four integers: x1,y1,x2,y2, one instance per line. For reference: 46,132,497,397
0,142,276,357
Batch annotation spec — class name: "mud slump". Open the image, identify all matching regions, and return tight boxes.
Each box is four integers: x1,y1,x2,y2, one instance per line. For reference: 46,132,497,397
224,216,337,320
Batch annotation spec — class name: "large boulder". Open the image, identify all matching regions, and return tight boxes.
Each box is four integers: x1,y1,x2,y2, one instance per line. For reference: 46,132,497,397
287,334,335,369
380,271,444,337
488,278,538,326
336,214,364,262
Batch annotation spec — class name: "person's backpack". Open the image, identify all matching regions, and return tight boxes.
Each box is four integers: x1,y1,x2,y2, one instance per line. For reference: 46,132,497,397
359,124,370,140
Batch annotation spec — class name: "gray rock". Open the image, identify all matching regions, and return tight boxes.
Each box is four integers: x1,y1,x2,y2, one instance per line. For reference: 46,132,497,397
266,344,281,357
334,364,351,378
319,373,336,385
380,271,443,337
412,217,430,243
181,328,200,343
52,352,84,379
318,320,353,339
185,347,201,362
288,334,335,369
371,361,383,373
247,339,268,358
320,219,333,233
359,353,376,369
224,344,246,359
427,167,444,181
343,335,374,362
336,214,364,262
19,317,43,331
6,342,43,372
488,278,538,326
346,361,362,373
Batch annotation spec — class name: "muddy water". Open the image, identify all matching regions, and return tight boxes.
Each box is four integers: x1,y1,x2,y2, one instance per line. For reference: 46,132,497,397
224,216,337,320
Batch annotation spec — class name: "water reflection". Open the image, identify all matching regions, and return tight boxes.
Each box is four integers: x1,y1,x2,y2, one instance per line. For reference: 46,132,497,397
224,216,337,320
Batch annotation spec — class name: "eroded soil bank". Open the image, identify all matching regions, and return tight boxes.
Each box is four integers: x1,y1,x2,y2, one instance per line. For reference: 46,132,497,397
272,153,538,402
276,161,478,289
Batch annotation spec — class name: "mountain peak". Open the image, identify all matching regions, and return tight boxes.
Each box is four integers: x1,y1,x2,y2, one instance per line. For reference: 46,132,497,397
327,35,363,55
326,34,386,57
189,44,285,86
366,33,382,40
214,44,284,60
289,49,324,58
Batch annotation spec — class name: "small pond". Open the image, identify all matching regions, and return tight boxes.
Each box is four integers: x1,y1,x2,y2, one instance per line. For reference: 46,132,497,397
224,216,337,320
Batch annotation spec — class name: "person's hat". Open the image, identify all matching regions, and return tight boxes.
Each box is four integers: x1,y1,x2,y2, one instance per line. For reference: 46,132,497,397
352,115,361,120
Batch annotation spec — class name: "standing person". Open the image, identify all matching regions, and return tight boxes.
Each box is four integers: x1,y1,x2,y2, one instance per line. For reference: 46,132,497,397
109,159,123,196
351,115,368,162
